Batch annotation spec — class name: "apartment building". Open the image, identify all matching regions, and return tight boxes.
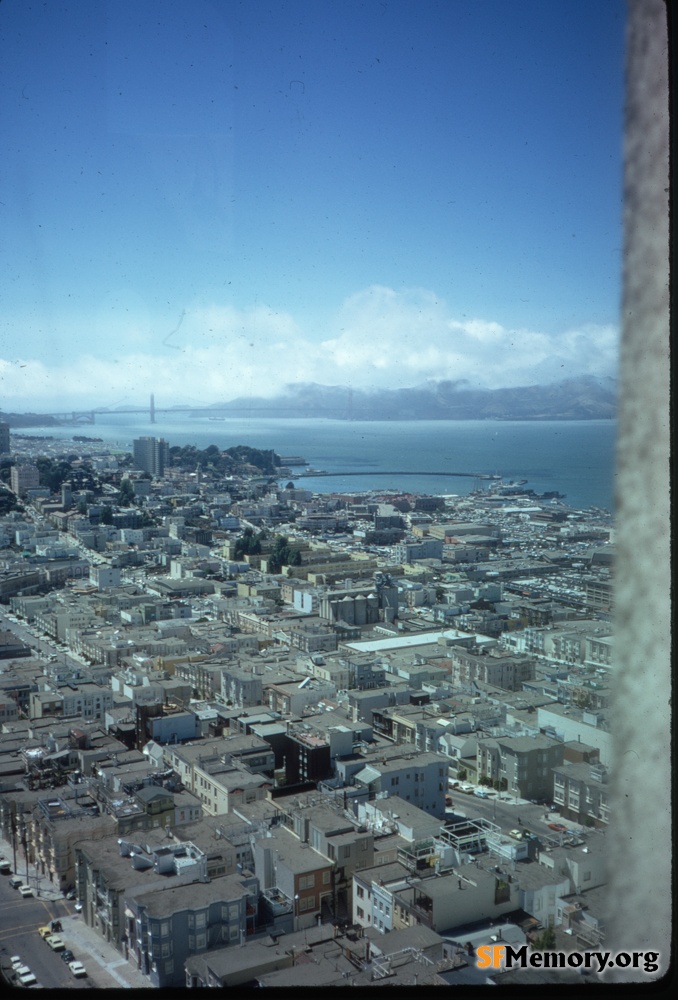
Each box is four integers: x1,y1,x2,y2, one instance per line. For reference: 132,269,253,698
353,861,411,932
272,792,374,920
253,825,334,930
352,750,448,818
133,437,169,478
552,761,610,827
10,463,40,496
127,871,258,987
476,734,564,800
444,647,536,691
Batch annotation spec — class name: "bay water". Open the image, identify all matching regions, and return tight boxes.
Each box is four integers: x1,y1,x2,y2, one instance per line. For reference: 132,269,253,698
18,416,616,512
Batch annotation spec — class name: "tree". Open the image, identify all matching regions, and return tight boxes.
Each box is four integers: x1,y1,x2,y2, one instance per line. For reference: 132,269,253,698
267,535,302,573
234,527,263,560
532,925,556,950
119,479,135,504
0,490,19,514
36,456,73,493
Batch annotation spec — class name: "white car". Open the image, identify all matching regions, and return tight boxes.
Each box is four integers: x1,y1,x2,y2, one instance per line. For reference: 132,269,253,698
68,961,87,978
18,972,37,987
10,957,24,970
46,934,65,951
19,885,34,897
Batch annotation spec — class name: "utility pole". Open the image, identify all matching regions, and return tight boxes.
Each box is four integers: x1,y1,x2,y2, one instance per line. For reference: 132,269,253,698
10,812,17,873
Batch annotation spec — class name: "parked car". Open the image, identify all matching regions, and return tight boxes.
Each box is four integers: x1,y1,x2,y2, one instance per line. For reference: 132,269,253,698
18,971,37,987
0,860,11,873
68,961,87,978
61,950,75,964
19,885,34,897
9,875,23,888
11,958,25,971
548,822,567,833
508,829,523,840
46,935,65,951
38,926,53,939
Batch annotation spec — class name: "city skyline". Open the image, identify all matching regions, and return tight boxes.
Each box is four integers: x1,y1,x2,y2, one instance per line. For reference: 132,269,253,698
1,0,624,411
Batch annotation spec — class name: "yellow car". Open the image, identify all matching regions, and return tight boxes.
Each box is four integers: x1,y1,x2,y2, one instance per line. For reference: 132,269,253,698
38,926,52,939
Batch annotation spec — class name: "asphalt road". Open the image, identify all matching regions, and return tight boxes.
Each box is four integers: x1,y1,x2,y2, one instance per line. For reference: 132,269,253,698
0,875,90,990
0,607,88,672
448,791,584,848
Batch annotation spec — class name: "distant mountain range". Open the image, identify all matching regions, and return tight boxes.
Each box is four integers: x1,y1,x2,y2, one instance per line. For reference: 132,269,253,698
0,375,617,426
206,375,617,421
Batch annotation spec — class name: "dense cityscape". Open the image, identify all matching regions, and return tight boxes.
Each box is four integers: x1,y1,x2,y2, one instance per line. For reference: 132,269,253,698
0,420,618,987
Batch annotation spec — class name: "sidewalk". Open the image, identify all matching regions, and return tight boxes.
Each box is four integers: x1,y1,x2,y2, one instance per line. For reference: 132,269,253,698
59,913,152,989
0,833,151,989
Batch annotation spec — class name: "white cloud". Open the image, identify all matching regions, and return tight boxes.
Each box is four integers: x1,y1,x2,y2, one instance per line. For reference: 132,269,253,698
0,286,618,411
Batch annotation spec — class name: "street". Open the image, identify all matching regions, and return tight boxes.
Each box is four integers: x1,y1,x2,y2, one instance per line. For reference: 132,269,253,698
0,874,90,990
447,790,586,848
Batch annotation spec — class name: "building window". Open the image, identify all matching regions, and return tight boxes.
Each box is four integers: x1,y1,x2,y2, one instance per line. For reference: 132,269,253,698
323,871,331,884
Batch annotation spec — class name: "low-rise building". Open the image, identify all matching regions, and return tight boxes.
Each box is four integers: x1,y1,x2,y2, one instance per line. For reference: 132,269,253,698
552,760,610,826
476,733,564,800
253,825,334,930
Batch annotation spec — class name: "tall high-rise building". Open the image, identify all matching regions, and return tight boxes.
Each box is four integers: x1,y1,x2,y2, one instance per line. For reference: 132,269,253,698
133,437,169,477
10,463,40,496
0,421,10,455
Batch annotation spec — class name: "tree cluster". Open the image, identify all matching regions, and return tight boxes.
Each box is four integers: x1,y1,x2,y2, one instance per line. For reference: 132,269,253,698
234,527,264,560
267,535,302,574
168,443,280,476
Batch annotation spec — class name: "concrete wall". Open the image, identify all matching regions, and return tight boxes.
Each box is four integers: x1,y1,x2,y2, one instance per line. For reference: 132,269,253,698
605,0,671,981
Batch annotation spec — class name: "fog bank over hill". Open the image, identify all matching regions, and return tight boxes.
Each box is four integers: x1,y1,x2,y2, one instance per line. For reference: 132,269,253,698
206,375,617,421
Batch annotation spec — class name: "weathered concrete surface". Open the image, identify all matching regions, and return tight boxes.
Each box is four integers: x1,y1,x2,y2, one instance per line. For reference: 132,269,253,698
605,0,671,982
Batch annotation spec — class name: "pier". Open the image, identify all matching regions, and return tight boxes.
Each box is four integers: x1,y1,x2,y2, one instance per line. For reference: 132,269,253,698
295,470,500,480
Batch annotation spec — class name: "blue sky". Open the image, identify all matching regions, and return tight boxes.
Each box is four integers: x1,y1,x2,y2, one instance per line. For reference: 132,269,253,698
0,0,625,411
